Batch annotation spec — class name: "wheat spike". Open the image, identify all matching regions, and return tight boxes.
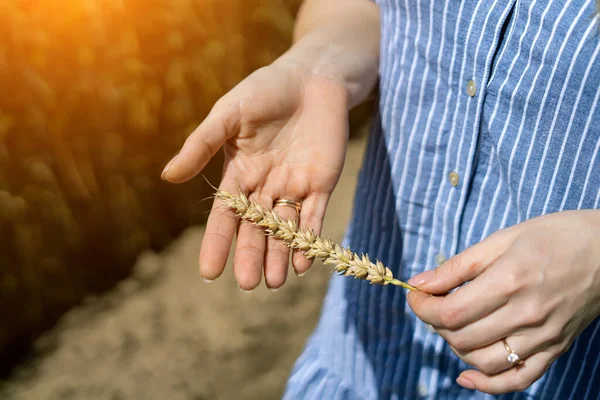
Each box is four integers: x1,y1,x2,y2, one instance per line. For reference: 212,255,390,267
215,189,417,291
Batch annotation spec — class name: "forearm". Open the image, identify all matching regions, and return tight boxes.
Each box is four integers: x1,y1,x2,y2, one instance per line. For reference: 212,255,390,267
276,0,380,108
583,209,600,311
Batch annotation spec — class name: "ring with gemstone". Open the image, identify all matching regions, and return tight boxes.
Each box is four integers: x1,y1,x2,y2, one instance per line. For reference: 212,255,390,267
502,338,524,366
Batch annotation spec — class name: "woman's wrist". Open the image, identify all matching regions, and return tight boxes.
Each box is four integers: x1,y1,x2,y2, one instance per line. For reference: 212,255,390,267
584,210,600,310
276,2,380,109
276,31,379,109
568,209,600,318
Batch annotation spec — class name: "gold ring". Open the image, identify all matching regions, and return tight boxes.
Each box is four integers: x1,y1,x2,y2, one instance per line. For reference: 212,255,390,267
274,199,302,213
502,339,524,366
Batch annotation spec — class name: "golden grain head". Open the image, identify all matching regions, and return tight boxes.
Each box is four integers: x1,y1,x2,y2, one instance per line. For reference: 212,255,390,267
216,189,417,291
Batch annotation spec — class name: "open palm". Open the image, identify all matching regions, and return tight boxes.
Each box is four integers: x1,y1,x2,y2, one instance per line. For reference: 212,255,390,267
162,61,349,290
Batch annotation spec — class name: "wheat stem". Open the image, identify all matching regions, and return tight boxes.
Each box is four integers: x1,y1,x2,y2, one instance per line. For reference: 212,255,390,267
215,189,417,291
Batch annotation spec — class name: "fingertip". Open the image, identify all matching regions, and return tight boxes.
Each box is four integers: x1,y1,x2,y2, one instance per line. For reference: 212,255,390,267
233,258,263,291
161,155,208,183
458,369,484,382
161,167,176,183
408,268,456,295
295,269,308,277
162,126,220,183
406,291,424,316
161,153,178,181
407,289,427,307
238,285,255,293
264,264,287,289
237,280,261,292
456,375,476,390
417,282,453,296
265,270,284,291
265,281,283,292
199,238,231,281
199,260,224,282
234,254,262,290
408,269,435,287
292,251,312,276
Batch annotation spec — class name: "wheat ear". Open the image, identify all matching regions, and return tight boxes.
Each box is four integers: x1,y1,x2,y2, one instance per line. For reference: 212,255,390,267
215,189,417,291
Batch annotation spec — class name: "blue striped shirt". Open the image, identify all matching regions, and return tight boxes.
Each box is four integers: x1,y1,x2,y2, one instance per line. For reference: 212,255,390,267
284,0,600,398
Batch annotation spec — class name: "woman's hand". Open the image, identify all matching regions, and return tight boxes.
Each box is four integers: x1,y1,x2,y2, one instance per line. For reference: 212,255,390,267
407,210,600,394
161,60,349,291
160,0,380,291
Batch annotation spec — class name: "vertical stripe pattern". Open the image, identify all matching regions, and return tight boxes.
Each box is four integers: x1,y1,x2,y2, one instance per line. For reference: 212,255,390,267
284,0,600,398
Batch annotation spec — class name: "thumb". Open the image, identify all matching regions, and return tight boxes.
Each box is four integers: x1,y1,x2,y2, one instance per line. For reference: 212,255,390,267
408,229,515,294
161,100,239,183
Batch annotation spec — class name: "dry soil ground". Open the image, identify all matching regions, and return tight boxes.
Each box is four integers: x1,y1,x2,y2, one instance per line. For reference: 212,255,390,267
0,137,366,400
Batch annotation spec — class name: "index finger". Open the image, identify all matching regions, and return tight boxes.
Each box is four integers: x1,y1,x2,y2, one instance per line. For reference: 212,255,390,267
408,260,512,331
430,256,514,330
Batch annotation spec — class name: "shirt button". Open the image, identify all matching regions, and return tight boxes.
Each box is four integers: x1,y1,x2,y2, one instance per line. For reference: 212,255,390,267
435,252,447,265
448,171,460,187
418,383,429,397
467,79,477,97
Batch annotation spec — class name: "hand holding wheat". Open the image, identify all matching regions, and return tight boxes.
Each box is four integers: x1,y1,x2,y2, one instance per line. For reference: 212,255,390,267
216,189,417,291
161,58,351,291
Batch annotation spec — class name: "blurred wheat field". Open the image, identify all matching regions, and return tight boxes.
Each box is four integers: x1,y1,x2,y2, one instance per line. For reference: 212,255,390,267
0,0,304,373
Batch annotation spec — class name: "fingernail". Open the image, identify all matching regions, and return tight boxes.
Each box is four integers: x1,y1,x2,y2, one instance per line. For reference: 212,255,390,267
266,283,280,292
161,154,178,181
408,269,435,287
456,377,475,390
202,277,215,283
238,285,254,293
295,270,307,277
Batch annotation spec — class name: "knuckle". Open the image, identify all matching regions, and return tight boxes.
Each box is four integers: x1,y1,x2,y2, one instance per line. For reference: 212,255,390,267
212,96,227,112
475,358,500,376
217,98,242,135
439,305,462,329
236,244,264,257
520,302,545,325
446,334,470,352
197,135,218,159
502,270,525,296
553,343,570,357
444,253,464,275
537,328,558,348
547,327,564,346
270,246,290,260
